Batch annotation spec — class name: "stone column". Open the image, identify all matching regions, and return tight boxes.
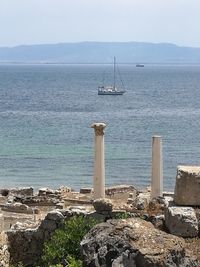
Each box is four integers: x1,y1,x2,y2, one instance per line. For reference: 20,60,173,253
151,135,163,199
91,123,106,199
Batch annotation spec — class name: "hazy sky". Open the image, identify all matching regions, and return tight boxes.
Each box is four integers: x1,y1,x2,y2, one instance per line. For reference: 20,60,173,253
1,0,200,47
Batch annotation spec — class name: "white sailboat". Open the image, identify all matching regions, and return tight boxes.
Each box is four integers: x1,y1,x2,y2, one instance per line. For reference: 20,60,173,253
98,57,126,95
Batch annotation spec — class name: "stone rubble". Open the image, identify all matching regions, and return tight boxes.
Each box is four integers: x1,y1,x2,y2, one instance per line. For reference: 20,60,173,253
2,202,39,215
165,206,199,237
0,183,199,266
81,218,199,267
174,165,200,206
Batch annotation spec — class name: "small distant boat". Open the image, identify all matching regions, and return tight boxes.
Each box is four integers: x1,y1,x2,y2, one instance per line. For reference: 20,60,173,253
98,57,126,95
136,64,144,67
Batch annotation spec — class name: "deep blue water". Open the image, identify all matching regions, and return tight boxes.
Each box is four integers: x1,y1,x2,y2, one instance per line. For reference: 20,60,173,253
0,64,200,191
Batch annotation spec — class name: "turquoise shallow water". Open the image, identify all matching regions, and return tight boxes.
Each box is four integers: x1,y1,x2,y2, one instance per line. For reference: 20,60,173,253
0,64,200,191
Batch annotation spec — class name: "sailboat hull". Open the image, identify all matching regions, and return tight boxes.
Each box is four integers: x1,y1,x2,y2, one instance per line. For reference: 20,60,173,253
98,91,125,95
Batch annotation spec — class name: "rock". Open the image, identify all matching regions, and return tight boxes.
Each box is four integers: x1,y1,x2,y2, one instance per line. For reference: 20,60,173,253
0,189,9,197
59,186,72,194
135,192,150,210
148,215,165,230
9,187,33,197
105,185,136,197
0,245,10,267
127,197,134,204
45,210,64,221
2,202,35,214
129,192,133,198
174,165,200,206
80,188,93,194
10,220,38,230
165,206,199,237
69,206,86,211
56,202,65,209
81,218,199,267
20,196,60,206
38,187,60,197
93,198,113,213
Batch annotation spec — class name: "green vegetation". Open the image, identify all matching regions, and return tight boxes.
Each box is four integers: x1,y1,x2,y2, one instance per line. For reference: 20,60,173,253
41,215,98,266
114,212,133,219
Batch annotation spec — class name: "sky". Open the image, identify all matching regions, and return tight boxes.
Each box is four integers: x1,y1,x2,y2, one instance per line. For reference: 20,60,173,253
0,0,200,47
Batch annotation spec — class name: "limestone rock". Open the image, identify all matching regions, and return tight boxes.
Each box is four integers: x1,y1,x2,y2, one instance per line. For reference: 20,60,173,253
59,186,72,194
174,165,200,205
80,188,93,194
9,187,33,197
38,187,60,197
0,189,9,197
105,185,136,197
93,198,113,213
45,210,64,221
135,192,150,210
56,202,65,209
165,206,199,237
0,245,10,267
20,195,60,206
10,220,38,230
2,202,36,214
81,218,199,267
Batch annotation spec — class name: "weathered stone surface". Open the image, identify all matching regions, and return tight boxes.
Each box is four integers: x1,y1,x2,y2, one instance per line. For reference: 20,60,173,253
105,185,136,196
7,210,65,266
165,206,199,237
10,187,33,197
56,202,65,209
6,208,90,266
148,215,165,231
174,165,200,206
81,218,199,267
59,186,72,194
135,192,150,210
2,202,38,214
93,198,113,213
0,189,9,197
10,220,38,230
45,210,64,221
0,245,10,267
80,188,93,194
19,195,60,206
38,187,60,196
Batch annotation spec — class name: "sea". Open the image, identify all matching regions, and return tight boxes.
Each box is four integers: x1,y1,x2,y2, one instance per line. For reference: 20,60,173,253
0,64,200,191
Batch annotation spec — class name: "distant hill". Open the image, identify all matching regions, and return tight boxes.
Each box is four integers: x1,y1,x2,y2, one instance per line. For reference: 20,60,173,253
0,42,200,63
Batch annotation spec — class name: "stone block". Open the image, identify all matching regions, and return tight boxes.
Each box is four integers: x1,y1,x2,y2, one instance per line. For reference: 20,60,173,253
135,192,150,210
93,198,113,213
2,202,34,214
165,206,198,237
174,165,200,206
10,187,33,197
80,188,93,194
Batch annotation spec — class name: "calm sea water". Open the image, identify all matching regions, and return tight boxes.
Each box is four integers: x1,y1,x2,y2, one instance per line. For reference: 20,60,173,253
0,64,200,191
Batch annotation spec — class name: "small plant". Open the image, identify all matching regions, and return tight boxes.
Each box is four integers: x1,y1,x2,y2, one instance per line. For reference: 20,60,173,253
41,215,98,266
114,212,133,219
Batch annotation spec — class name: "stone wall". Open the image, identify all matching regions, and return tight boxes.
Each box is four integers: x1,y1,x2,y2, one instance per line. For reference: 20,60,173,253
6,206,127,266
7,210,67,266
0,245,9,267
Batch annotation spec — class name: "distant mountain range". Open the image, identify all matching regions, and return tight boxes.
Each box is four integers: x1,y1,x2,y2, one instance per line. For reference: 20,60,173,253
0,42,200,64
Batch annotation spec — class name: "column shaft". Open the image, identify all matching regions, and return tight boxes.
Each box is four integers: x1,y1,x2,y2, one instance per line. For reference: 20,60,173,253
91,123,106,199
151,136,163,198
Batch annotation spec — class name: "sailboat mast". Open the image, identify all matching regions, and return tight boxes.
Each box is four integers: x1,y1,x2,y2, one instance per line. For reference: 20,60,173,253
114,56,116,89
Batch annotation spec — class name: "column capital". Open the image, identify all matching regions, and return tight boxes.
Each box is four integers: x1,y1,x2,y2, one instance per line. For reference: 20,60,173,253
91,122,106,136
